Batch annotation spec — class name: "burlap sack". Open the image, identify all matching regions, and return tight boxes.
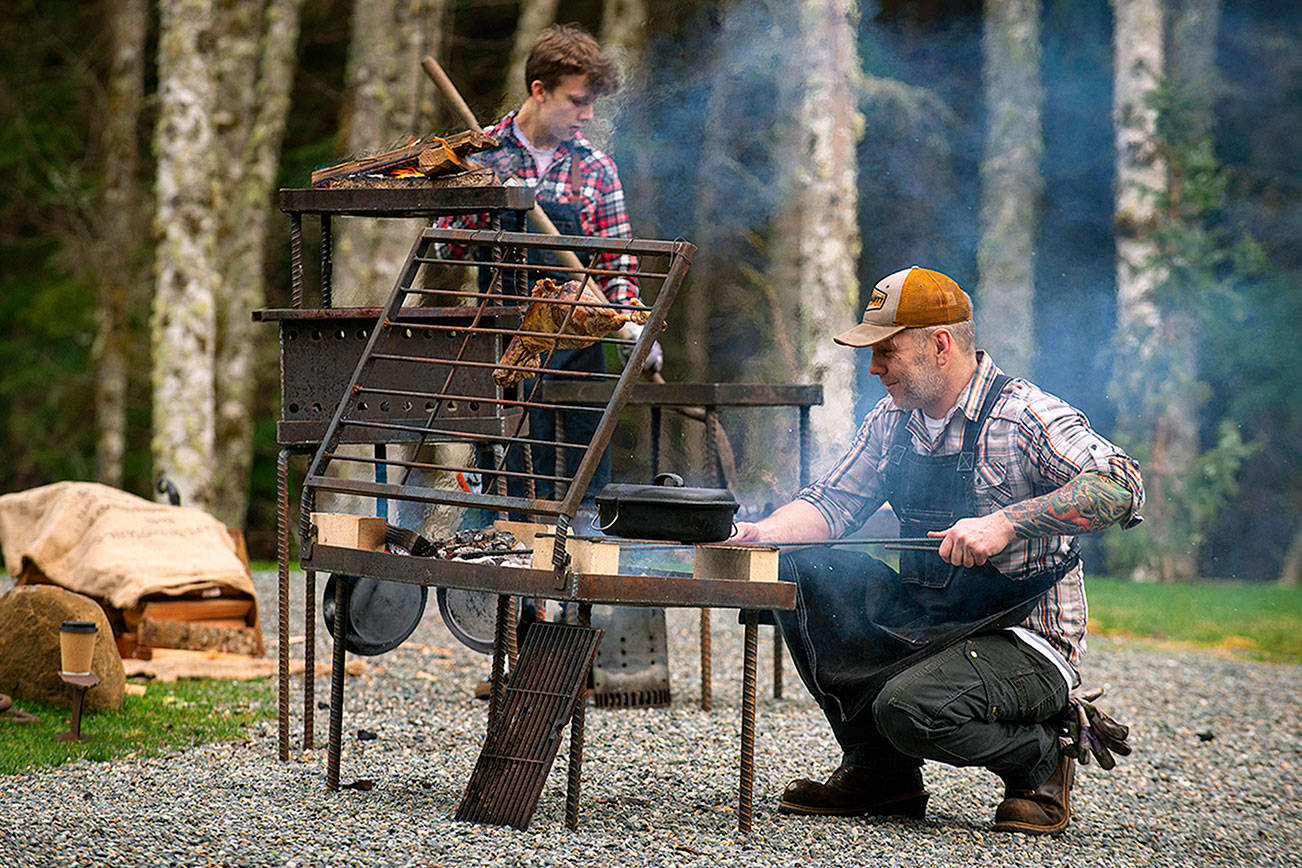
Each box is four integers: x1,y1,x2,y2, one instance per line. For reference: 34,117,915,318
0,481,254,610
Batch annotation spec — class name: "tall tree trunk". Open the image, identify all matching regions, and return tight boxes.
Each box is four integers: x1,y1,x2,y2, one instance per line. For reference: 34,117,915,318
976,0,1043,379
96,0,149,489
775,0,863,470
209,0,305,529
152,0,220,510
331,0,450,523
1112,0,1200,582
501,0,560,111
334,0,448,307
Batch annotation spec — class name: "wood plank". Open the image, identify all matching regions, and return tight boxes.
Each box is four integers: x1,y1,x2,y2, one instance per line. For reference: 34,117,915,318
125,597,253,627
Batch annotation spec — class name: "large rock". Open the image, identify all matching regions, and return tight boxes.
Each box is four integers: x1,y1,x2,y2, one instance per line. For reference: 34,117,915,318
0,585,125,711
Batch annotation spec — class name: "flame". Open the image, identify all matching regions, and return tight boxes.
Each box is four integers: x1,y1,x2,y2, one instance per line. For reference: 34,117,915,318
390,165,424,178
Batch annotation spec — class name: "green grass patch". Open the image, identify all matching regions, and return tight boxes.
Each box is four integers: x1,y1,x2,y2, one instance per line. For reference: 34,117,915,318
0,678,274,775
1088,577,1302,662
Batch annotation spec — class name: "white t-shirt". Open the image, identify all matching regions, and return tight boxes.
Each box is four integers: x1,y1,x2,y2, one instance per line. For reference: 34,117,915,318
513,119,556,183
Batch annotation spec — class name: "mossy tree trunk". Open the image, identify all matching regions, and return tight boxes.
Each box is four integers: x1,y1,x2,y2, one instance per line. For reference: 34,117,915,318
976,0,1043,379
772,0,863,471
209,0,305,530
151,0,221,510
501,0,560,112
96,0,149,490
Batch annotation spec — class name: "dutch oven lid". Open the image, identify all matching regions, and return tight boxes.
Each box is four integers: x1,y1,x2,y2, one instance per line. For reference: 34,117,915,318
322,525,429,657
595,472,739,507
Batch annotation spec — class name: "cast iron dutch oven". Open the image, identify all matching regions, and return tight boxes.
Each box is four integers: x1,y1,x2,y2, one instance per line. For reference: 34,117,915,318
594,472,740,543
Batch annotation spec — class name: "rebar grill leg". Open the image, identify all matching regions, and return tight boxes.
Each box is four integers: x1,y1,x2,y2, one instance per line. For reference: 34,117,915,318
276,449,290,762
740,611,758,834
304,569,315,747
326,576,349,791
506,596,519,672
290,214,303,308
700,608,712,711
320,215,333,308
489,594,510,727
565,602,592,830
300,485,316,752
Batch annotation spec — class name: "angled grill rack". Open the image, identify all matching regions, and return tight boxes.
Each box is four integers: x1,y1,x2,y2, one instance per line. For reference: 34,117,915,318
300,227,695,530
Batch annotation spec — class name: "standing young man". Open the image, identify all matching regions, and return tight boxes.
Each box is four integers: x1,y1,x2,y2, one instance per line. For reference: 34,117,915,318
732,266,1144,834
440,23,659,502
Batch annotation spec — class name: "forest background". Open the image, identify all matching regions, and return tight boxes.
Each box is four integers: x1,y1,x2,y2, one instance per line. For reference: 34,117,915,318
0,0,1298,584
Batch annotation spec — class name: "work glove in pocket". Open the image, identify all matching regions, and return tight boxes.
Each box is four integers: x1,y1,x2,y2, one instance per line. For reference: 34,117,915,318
1059,687,1132,770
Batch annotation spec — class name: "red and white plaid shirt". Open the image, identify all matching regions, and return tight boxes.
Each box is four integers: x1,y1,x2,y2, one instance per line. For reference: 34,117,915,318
436,111,639,305
798,351,1146,676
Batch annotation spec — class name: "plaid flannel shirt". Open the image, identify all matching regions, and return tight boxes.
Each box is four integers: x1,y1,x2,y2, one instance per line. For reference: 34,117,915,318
435,111,639,305
798,351,1145,675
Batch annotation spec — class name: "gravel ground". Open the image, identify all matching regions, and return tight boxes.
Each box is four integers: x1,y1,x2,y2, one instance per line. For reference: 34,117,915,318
2,568,1300,867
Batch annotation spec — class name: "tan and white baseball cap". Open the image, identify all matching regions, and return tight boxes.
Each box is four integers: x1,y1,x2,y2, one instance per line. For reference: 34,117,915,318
833,266,973,347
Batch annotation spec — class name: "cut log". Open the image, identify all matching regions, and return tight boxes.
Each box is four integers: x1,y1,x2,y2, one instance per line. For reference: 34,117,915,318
138,617,264,656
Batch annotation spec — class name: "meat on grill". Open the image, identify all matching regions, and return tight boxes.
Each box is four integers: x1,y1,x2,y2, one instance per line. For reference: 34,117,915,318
493,278,650,386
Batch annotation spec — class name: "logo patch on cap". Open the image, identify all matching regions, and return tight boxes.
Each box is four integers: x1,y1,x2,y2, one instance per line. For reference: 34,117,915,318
866,287,888,311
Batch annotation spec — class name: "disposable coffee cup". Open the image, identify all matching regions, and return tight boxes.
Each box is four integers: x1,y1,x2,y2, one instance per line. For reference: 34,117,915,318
59,620,98,675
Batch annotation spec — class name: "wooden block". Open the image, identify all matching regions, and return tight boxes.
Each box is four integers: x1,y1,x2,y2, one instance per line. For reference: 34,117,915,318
312,512,387,551
531,535,621,576
692,544,780,582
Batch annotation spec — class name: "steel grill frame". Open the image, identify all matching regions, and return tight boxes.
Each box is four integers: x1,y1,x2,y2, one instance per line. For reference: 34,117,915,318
299,227,695,526
268,189,804,834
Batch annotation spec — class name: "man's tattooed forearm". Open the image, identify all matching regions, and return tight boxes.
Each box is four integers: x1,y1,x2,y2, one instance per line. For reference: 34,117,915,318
1002,473,1132,538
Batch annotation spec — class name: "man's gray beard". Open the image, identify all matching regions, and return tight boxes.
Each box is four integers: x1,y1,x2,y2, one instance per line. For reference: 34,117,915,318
893,363,947,412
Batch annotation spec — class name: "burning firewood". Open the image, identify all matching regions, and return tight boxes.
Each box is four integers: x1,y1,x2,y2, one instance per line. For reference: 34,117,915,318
310,129,498,187
493,278,650,387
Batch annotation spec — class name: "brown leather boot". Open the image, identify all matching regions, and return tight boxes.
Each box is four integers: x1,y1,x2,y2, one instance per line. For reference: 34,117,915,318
993,754,1075,835
778,766,928,818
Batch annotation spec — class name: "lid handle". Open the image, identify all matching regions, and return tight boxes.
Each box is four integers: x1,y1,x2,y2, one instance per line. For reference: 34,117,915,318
653,472,684,487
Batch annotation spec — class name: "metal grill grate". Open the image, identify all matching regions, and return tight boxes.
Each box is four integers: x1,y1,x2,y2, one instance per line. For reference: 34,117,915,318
455,621,604,829
300,227,694,528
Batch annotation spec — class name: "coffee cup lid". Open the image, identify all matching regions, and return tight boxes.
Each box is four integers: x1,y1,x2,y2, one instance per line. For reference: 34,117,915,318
60,620,98,633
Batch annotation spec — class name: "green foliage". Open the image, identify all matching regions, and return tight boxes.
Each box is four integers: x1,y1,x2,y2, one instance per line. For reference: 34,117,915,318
1104,419,1258,577
1088,576,1302,662
1105,75,1285,581
0,678,274,775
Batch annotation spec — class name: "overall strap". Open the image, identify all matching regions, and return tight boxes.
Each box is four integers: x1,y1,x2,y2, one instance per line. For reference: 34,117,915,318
957,373,1012,472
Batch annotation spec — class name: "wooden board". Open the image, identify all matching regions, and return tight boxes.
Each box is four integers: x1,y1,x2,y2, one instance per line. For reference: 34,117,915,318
124,597,253,628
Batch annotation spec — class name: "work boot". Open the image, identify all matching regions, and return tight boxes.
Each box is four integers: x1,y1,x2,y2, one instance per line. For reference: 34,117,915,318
778,766,928,818
993,754,1075,835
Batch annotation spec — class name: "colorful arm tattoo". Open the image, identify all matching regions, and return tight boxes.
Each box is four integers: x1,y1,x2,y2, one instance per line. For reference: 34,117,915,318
1003,472,1133,539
